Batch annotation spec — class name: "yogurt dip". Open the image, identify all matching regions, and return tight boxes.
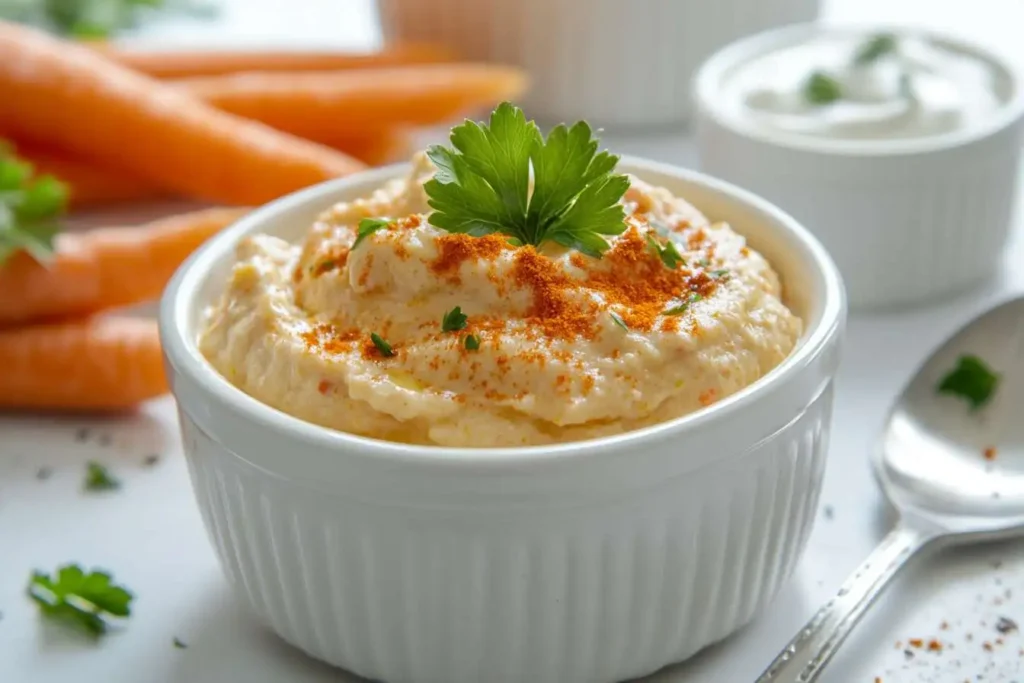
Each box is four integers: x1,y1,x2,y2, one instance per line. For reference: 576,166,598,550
718,31,1010,141
200,151,802,448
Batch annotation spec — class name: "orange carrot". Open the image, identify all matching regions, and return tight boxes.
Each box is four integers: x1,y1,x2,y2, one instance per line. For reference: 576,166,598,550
328,128,414,166
95,43,458,79
14,143,165,207
173,65,528,147
0,316,167,411
0,208,245,326
0,21,365,206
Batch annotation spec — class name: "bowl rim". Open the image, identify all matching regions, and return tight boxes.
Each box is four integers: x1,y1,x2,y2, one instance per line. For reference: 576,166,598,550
160,156,845,466
693,21,1024,157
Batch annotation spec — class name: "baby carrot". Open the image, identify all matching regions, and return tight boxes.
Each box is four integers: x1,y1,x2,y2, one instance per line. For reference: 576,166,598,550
14,143,165,207
0,316,167,411
173,64,529,147
0,21,365,206
94,43,458,79
0,208,246,326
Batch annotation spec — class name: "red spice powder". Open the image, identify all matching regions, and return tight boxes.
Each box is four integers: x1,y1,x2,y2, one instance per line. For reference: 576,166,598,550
927,639,943,652
984,446,998,461
317,380,331,395
430,233,510,283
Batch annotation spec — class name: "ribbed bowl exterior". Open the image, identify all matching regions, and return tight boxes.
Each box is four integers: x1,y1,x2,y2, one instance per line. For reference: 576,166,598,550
376,0,820,126
696,116,1024,309
178,385,832,683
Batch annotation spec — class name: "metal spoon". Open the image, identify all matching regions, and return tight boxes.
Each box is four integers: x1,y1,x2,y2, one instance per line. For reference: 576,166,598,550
757,294,1024,682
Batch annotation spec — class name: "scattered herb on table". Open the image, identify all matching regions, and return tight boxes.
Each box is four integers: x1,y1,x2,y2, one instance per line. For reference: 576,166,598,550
645,234,684,269
464,334,480,350
441,306,468,332
143,453,161,467
83,461,120,491
27,565,133,636
369,332,394,358
0,143,67,266
996,617,1018,634
424,101,629,258
853,33,898,66
803,71,843,105
936,354,999,410
173,636,188,649
36,466,53,480
609,311,628,331
353,217,390,249
0,0,216,39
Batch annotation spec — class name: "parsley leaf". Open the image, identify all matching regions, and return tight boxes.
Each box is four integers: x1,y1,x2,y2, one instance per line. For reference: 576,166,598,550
464,334,480,350
937,354,999,410
370,333,394,358
424,102,629,258
173,637,188,649
27,564,133,636
83,461,120,491
609,311,628,331
352,217,390,249
646,234,684,269
853,33,898,65
0,144,67,266
664,293,702,316
441,306,468,332
803,72,843,105
0,0,216,39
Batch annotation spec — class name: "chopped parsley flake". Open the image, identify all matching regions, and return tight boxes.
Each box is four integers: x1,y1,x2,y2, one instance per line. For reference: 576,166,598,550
937,354,999,410
853,33,898,65
441,306,468,332
370,333,394,357
352,217,390,249
803,71,843,105
609,311,628,331
173,637,188,649
663,293,702,316
83,461,119,491
646,234,684,269
464,334,480,350
27,565,133,636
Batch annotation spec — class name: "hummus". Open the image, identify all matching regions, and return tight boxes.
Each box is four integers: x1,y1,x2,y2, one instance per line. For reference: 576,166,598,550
199,153,802,447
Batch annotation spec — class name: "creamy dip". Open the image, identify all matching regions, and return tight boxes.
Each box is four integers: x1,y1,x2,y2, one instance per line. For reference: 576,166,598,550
720,32,1009,141
199,153,802,448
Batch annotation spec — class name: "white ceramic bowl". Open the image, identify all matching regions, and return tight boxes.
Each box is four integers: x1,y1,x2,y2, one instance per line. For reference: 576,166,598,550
375,0,820,127
694,23,1024,310
160,159,845,683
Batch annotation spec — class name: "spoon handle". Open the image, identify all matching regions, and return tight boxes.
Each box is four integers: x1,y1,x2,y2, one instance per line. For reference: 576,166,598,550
755,523,936,683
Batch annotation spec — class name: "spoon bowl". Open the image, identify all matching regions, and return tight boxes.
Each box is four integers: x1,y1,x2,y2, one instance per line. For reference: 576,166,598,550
758,294,1024,682
877,295,1024,533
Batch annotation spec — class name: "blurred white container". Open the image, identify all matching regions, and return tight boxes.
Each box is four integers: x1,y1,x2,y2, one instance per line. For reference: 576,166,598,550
694,24,1024,310
376,0,820,127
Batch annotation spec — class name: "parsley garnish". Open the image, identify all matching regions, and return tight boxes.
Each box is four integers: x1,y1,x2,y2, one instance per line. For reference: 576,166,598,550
646,234,684,269
464,334,480,350
853,33,898,65
173,637,188,649
370,333,394,357
711,268,730,279
0,0,216,39
27,565,133,636
441,306,468,332
664,293,702,316
352,218,390,249
937,354,999,410
83,461,120,491
609,311,628,331
803,72,843,105
424,102,629,258
0,144,67,266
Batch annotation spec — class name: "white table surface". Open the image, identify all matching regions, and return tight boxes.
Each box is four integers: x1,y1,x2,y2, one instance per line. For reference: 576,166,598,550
4,1,1024,682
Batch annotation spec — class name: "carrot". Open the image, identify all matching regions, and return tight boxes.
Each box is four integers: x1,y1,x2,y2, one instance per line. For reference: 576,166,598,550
0,21,365,206
0,316,167,411
0,208,245,326
95,43,458,79
327,128,414,166
14,143,165,207
173,65,529,148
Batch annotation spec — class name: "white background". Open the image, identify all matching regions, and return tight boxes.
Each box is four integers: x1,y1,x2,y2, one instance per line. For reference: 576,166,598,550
3,1,1024,682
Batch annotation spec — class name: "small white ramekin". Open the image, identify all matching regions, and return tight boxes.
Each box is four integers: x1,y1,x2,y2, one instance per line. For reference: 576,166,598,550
375,0,820,127
694,23,1024,310
160,160,845,683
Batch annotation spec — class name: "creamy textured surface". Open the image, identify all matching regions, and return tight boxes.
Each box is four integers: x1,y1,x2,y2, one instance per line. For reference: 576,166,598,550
200,153,802,447
722,33,1008,140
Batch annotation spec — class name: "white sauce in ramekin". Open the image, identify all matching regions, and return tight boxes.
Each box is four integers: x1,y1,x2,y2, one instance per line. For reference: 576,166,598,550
719,33,1009,140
